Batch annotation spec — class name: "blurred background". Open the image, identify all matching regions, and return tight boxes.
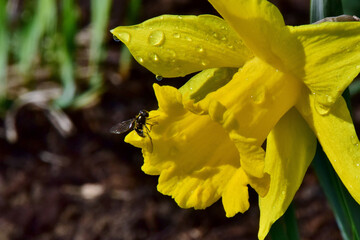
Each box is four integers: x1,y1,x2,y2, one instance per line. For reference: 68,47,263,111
0,0,359,239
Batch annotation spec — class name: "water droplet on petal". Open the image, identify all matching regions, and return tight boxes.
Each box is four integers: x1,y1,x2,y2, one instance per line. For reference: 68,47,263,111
173,32,181,38
314,102,331,115
148,30,165,46
155,75,163,81
113,35,120,42
350,135,359,146
177,15,183,19
149,53,159,62
314,94,337,116
185,36,192,42
251,89,266,104
200,60,208,66
196,46,204,53
137,57,144,63
167,49,176,57
114,32,131,43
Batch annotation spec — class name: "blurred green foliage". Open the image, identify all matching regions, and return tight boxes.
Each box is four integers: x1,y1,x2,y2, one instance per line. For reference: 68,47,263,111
0,0,120,113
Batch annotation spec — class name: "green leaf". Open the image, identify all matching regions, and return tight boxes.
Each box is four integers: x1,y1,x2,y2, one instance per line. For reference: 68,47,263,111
17,0,56,75
54,0,78,108
0,0,9,102
342,0,360,16
269,204,300,240
119,0,142,79
72,0,112,108
310,0,343,23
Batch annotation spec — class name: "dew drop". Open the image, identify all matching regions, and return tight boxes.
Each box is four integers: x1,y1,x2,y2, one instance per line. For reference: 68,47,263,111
177,15,183,19
167,49,176,57
150,53,159,62
185,36,192,42
200,60,208,66
227,44,234,49
114,32,131,43
350,135,359,146
173,32,181,38
314,94,334,115
148,30,165,46
196,46,204,53
326,95,336,105
137,57,144,63
213,32,218,38
113,35,120,42
251,89,266,104
155,75,163,81
314,102,331,115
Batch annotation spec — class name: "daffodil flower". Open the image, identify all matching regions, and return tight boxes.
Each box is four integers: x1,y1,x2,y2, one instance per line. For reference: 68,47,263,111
111,0,360,238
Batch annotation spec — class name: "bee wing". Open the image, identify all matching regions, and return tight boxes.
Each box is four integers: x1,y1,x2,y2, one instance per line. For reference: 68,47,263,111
110,119,134,134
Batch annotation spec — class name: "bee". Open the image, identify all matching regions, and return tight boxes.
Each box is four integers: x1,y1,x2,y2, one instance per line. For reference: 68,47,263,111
110,110,154,151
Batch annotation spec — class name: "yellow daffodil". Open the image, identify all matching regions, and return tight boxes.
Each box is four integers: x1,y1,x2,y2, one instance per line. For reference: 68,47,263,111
111,0,360,238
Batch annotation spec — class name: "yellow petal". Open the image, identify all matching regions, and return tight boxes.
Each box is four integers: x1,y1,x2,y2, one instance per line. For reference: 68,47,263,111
258,108,316,240
111,15,252,78
206,57,302,143
208,0,304,77
296,88,360,204
289,22,360,114
222,168,250,217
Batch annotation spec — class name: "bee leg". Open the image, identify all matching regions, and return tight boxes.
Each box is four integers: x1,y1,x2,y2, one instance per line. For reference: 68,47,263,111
144,125,153,153
146,121,158,131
